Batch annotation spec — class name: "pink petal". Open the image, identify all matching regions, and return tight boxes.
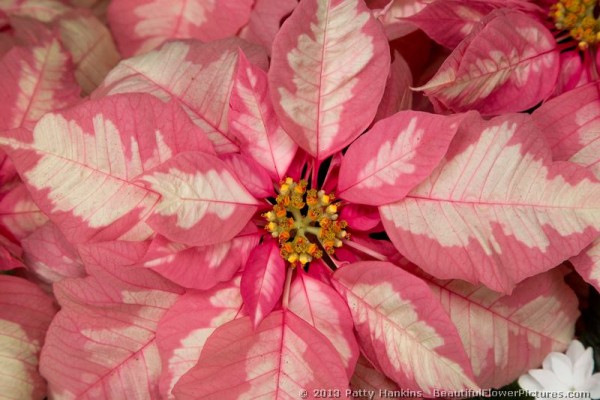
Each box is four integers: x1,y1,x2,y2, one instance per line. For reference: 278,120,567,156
374,0,425,40
22,222,86,284
416,10,559,115
221,153,275,199
173,310,349,399
55,10,121,94
241,240,286,328
40,264,182,399
142,231,260,290
77,240,151,270
94,39,268,154
156,276,246,399
108,0,253,57
289,270,359,378
381,113,600,293
0,25,80,131
229,51,297,180
269,0,390,160
0,275,57,400
139,151,258,247
350,355,400,398
1,0,69,22
332,261,477,394
339,111,470,206
1,93,214,244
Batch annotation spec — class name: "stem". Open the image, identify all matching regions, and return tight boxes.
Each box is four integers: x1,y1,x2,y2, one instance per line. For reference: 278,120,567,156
282,267,294,309
343,239,389,262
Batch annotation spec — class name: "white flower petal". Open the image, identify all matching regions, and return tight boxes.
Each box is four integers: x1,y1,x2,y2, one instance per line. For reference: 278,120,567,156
573,348,594,388
542,353,574,386
529,369,570,392
584,373,600,398
519,373,544,392
567,340,586,362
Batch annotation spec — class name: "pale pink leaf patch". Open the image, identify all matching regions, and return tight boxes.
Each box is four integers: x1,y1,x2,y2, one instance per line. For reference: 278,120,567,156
40,264,182,399
139,151,259,247
156,276,247,399
373,52,413,124
381,113,600,293
0,275,57,400
140,230,260,290
407,1,496,49
0,29,80,131
77,240,151,271
173,310,349,399
230,51,297,180
269,0,390,160
221,153,275,199
332,261,478,394
241,240,286,328
56,9,120,95
0,181,48,241
426,268,578,389
238,0,298,54
108,0,253,57
416,10,559,115
533,81,600,291
339,111,469,206
289,270,359,378
94,39,268,155
22,221,85,285
0,93,214,244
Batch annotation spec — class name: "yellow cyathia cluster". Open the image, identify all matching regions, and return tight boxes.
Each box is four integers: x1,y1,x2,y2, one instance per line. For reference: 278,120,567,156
263,177,348,267
551,0,600,50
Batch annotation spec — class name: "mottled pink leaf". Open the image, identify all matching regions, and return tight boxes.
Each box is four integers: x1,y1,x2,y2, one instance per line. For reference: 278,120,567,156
381,113,600,293
108,0,253,57
0,182,48,241
372,0,425,40
77,240,151,270
0,29,79,131
22,222,85,284
350,355,401,399
332,261,477,394
173,310,349,399
94,39,268,154
339,204,381,232
56,10,120,94
0,0,69,22
426,268,578,389
239,0,298,54
373,52,413,123
156,276,246,399
230,52,297,180
269,0,390,160
1,94,216,244
417,10,559,115
241,240,285,328
533,81,600,291
289,270,359,378
407,1,495,48
139,151,259,247
40,264,182,399
339,111,468,206
0,275,56,400
221,153,275,199
141,230,260,290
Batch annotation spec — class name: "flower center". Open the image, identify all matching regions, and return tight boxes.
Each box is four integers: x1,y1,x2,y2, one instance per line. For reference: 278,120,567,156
263,177,348,266
551,0,600,50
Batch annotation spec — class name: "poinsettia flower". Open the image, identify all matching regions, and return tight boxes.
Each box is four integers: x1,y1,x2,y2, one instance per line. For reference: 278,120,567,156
412,0,600,114
519,340,600,399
